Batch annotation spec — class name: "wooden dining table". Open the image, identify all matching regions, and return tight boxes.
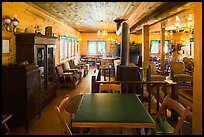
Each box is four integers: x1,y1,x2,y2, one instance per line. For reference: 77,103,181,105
72,93,156,135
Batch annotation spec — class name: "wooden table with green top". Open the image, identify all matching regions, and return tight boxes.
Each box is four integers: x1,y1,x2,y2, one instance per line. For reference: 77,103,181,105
72,93,156,135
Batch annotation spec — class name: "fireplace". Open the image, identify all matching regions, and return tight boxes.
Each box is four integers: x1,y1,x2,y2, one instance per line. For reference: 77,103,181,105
116,22,142,94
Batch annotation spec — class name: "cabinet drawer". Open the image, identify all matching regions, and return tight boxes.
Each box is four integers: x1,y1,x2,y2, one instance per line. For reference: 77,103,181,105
27,86,40,120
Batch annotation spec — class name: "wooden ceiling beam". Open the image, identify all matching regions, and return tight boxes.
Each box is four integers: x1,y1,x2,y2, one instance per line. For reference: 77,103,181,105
129,2,188,33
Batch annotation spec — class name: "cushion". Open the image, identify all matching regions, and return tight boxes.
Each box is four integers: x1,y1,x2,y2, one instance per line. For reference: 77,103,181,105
174,74,193,82
63,61,70,71
56,65,65,77
151,75,165,81
73,73,80,80
153,118,174,134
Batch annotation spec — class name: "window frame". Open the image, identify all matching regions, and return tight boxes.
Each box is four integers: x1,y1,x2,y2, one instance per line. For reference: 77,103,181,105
87,40,107,55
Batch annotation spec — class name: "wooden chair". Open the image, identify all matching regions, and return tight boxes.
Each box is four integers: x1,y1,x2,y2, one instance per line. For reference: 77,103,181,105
54,95,90,135
147,95,190,135
55,65,81,89
99,83,121,93
68,59,88,77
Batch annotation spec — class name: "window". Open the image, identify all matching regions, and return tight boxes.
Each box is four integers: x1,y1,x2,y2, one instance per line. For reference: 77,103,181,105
150,40,170,54
87,41,106,55
59,36,78,61
165,40,170,53
150,40,160,54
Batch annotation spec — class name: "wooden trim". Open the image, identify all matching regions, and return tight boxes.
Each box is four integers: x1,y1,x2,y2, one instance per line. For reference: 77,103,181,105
72,122,156,128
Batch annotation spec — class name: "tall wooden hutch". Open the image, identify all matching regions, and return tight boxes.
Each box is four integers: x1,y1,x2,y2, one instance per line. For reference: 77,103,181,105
15,33,58,110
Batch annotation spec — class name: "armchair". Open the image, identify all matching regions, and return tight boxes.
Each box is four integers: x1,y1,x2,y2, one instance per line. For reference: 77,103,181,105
170,61,193,88
55,65,81,89
142,61,165,81
63,61,84,78
69,59,89,76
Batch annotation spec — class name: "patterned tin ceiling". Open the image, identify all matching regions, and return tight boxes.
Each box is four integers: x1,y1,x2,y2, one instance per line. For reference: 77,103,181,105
28,2,194,33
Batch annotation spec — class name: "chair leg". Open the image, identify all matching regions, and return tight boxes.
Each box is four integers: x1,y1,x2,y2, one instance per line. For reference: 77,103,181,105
121,128,125,134
140,128,145,135
146,128,153,135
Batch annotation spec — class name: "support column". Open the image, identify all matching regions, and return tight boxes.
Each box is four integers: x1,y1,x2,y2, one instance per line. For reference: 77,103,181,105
193,2,202,135
120,22,129,66
142,25,149,62
160,23,166,73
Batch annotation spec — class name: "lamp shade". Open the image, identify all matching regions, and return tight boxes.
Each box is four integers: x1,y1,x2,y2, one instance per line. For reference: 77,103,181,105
5,17,11,24
12,18,19,26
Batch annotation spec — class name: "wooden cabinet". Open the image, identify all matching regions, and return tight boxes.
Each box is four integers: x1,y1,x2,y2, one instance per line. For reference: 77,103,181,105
2,64,40,133
15,33,57,110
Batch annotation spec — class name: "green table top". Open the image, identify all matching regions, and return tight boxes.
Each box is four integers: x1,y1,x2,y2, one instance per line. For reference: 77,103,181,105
72,93,155,128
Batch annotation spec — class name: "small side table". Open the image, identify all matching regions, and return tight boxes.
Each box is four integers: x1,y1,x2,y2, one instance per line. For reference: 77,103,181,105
2,114,12,135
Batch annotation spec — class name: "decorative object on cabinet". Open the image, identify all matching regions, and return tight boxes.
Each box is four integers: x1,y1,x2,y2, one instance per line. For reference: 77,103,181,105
15,33,58,110
34,25,42,34
45,26,52,36
3,15,19,32
25,27,35,33
2,64,40,133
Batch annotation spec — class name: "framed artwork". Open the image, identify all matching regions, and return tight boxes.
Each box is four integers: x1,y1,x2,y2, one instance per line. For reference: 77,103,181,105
2,37,11,55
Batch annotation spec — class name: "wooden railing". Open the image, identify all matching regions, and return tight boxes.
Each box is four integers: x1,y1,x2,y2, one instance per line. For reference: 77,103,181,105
96,66,115,81
92,66,179,120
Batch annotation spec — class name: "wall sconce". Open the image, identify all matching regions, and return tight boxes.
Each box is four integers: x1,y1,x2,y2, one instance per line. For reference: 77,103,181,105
4,15,19,32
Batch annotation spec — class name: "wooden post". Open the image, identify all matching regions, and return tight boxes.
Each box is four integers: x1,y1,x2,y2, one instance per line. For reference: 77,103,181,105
91,76,96,93
142,25,149,62
193,2,202,135
121,22,129,66
160,23,166,73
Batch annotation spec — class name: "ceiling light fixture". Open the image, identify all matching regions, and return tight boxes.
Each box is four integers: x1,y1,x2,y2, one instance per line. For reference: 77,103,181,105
175,16,180,33
97,20,108,38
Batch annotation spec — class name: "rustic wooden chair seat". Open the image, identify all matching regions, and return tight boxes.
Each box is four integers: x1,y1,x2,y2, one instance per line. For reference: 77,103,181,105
147,95,190,135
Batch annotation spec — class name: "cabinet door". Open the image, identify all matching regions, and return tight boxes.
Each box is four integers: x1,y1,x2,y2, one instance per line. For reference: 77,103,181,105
47,45,55,85
35,46,46,88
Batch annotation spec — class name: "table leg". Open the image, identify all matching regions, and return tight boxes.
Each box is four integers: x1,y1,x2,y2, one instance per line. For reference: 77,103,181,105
80,128,83,134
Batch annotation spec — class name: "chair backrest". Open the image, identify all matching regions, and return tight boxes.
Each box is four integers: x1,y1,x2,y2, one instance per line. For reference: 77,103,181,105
55,65,65,77
69,59,75,68
155,95,190,135
54,106,72,135
54,96,78,135
58,96,78,114
99,83,121,93
142,61,158,75
170,61,185,74
63,61,71,71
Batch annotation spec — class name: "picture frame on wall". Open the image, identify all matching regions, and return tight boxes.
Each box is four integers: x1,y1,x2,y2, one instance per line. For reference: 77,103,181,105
2,37,11,55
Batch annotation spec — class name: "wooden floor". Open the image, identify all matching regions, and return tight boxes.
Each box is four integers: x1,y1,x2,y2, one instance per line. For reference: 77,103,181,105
8,65,192,135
